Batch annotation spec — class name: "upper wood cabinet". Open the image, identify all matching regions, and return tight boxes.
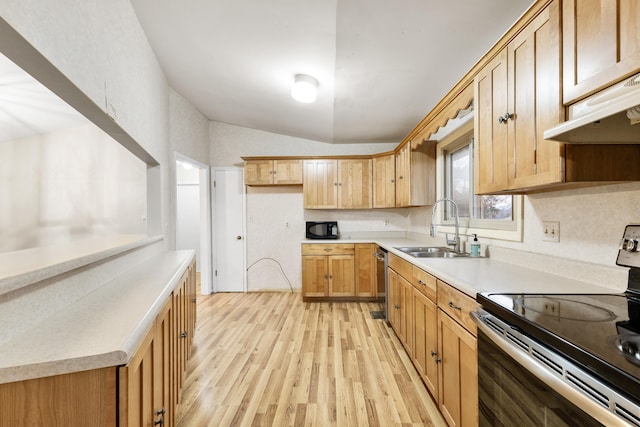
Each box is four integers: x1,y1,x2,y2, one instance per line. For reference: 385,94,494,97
563,0,640,104
475,1,563,194
244,159,303,186
395,140,436,207
303,159,372,209
372,154,396,208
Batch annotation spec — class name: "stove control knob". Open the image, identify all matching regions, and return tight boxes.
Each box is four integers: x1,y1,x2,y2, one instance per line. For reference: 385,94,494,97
624,238,638,252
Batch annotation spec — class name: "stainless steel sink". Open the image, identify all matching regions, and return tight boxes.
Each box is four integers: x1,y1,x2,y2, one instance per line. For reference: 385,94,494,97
394,246,470,258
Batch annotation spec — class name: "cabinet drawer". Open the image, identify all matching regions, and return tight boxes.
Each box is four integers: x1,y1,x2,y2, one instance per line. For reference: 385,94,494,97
437,280,478,336
412,266,436,302
302,243,355,256
388,253,412,280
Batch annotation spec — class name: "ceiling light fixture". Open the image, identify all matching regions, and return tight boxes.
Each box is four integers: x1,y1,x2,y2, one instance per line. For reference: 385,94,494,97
291,74,318,103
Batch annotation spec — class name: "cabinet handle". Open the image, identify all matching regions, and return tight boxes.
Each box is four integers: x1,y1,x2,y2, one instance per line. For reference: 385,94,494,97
398,175,404,179
431,350,438,357
334,182,338,186
181,331,188,339
323,248,332,252
394,304,400,309
418,280,425,286
154,407,166,426
391,179,395,183
448,301,462,310
497,112,513,124
435,357,442,364
192,298,197,303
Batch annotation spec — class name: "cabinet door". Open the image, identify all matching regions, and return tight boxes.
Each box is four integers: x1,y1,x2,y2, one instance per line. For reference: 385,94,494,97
119,324,155,426
301,255,328,297
474,49,509,194
413,289,438,400
395,145,410,206
303,159,338,208
154,298,173,427
563,0,640,103
355,243,376,297
437,310,478,427
387,268,400,331
328,254,355,297
508,0,564,189
273,159,303,184
338,159,373,209
373,154,396,208
244,160,274,185
399,275,414,357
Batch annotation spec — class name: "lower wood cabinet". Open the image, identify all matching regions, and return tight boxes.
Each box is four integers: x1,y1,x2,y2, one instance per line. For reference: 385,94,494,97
0,259,197,427
302,243,377,300
387,256,479,427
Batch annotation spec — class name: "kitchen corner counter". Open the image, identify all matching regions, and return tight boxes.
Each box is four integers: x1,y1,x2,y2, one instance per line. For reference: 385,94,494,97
0,250,194,384
302,237,627,297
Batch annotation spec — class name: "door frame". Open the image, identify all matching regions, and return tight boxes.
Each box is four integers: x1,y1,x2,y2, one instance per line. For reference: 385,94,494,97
211,167,247,293
175,153,213,295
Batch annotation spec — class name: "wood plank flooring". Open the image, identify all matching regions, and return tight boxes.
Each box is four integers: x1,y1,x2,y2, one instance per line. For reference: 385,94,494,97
175,292,446,427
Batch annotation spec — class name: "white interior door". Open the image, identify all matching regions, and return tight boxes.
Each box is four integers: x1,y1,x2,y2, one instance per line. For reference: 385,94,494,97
213,168,246,292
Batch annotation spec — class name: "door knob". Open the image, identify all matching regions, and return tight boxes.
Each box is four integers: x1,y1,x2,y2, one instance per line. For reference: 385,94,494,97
236,235,242,240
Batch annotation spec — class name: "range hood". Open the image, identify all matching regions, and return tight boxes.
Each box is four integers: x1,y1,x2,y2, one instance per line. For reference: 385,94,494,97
544,72,640,143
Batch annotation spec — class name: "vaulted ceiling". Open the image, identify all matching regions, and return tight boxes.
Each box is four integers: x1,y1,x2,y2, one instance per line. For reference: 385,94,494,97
131,0,533,144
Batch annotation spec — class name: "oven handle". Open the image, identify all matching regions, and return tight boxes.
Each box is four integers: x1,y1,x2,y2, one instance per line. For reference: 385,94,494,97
471,310,634,427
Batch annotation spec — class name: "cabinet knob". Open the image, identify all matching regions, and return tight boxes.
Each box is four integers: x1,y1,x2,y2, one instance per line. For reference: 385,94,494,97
435,357,442,364
323,248,332,252
497,112,513,124
192,298,197,303
394,304,400,309
236,235,242,240
181,331,188,339
448,301,462,310
431,350,438,357
418,280,424,286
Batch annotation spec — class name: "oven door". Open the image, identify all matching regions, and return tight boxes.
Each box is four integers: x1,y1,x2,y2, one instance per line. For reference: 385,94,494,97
473,311,639,427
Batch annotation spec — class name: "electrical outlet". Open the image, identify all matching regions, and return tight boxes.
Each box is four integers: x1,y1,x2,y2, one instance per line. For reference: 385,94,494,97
285,222,290,229
384,219,389,226
543,221,560,242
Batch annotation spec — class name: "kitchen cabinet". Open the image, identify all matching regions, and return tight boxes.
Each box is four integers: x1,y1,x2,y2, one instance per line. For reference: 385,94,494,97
395,139,436,207
301,244,356,299
303,159,372,209
474,1,563,193
563,0,640,104
413,287,438,399
0,259,197,427
243,159,303,186
355,243,377,297
119,298,172,427
372,153,396,208
337,158,373,209
387,254,414,356
437,309,477,427
436,280,478,427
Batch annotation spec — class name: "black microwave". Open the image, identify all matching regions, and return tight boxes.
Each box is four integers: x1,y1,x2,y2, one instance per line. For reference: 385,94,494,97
306,221,338,239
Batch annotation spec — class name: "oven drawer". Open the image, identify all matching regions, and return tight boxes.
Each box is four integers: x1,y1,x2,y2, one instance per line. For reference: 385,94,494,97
437,280,478,335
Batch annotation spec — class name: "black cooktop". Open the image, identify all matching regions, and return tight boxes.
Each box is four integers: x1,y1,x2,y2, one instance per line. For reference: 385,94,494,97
477,291,640,404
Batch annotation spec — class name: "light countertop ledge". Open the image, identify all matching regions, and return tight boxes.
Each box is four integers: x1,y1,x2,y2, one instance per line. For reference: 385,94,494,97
0,250,194,384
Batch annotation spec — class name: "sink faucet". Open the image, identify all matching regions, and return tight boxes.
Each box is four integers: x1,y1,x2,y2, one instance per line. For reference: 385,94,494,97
430,198,461,252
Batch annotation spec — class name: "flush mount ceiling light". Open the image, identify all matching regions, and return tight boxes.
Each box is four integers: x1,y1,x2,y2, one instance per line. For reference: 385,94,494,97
291,74,318,103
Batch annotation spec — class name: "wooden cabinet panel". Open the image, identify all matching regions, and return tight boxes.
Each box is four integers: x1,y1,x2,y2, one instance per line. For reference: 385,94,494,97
301,244,355,256
355,243,376,297
273,159,303,184
301,255,328,297
413,288,438,399
437,280,479,336
373,154,396,208
244,159,302,185
474,49,509,194
437,310,478,427
0,368,117,427
395,145,411,206
328,255,356,297
388,265,413,355
337,158,373,209
412,266,436,302
563,0,640,103
507,0,564,189
303,159,338,208
388,253,412,282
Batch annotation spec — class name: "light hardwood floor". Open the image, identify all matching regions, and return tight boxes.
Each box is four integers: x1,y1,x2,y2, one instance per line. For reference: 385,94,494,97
175,291,446,427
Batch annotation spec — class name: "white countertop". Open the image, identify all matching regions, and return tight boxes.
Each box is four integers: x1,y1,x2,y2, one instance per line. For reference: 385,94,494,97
303,237,623,297
0,250,194,384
